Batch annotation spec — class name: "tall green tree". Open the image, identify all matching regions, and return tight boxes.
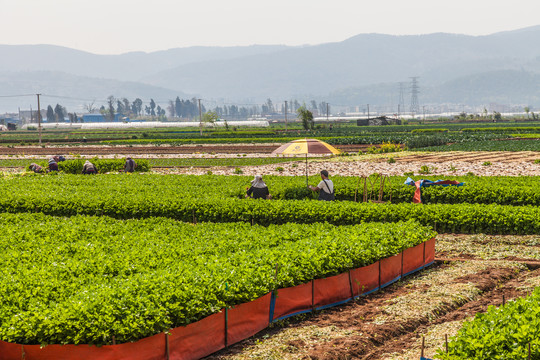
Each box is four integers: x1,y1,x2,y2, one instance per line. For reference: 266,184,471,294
297,105,314,130
149,99,156,117
54,104,65,122
175,97,182,117
167,100,175,118
46,105,54,122
116,100,125,115
122,98,130,116
107,95,116,121
132,98,142,116
202,110,218,126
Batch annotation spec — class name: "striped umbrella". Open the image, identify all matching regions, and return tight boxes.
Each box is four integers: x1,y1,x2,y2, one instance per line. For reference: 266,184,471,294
272,138,341,186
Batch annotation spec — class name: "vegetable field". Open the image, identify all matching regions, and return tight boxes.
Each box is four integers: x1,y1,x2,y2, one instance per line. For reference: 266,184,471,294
0,213,433,345
1,120,540,359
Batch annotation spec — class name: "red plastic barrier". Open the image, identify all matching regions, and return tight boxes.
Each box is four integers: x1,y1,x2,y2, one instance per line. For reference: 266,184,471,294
227,293,271,346
380,253,402,288
350,261,379,297
424,237,436,265
313,272,352,309
0,340,21,360
403,242,425,276
22,331,164,360
272,281,313,321
169,311,225,360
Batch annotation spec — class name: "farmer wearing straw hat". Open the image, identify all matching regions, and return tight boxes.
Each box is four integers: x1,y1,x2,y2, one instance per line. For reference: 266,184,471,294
246,175,272,200
309,170,335,201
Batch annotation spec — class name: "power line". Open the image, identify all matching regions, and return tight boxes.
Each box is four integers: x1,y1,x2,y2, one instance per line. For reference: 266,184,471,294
0,94,35,98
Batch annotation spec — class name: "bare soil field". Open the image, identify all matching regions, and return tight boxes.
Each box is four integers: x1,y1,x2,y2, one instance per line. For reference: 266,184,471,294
155,151,540,177
206,234,540,360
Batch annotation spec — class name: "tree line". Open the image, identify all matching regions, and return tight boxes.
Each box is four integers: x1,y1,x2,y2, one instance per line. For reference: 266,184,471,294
44,96,330,122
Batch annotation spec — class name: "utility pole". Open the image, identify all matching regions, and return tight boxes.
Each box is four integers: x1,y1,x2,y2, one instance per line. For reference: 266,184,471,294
198,99,203,136
367,104,370,119
410,76,420,117
284,100,288,131
36,94,42,145
326,103,329,122
423,106,426,122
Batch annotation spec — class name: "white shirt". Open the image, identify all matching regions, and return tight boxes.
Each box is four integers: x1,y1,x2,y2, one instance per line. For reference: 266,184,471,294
317,179,334,193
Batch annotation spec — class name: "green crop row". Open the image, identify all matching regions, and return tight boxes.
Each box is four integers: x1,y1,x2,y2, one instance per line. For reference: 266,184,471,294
217,174,540,207
329,175,540,206
419,139,540,151
0,174,539,234
4,174,540,207
511,133,540,139
0,213,434,345
410,128,449,133
438,288,540,359
99,132,508,148
461,126,540,132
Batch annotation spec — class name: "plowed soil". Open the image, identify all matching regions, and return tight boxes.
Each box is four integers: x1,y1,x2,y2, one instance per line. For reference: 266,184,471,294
392,151,540,163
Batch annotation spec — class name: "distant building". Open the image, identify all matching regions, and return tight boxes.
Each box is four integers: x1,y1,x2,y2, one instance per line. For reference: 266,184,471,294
0,116,19,129
357,116,401,126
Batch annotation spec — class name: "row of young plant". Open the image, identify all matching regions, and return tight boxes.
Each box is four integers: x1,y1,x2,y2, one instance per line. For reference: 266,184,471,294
0,213,434,345
0,175,539,234
419,138,540,152
5,174,540,207
223,174,540,206
328,175,540,206
437,287,540,359
99,132,507,148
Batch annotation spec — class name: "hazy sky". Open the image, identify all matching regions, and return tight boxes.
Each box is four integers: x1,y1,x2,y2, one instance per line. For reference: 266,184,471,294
2,0,540,54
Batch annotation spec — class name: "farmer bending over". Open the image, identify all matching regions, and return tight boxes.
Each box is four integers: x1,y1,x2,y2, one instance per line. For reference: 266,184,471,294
48,158,59,172
29,163,43,173
124,157,136,173
82,160,98,175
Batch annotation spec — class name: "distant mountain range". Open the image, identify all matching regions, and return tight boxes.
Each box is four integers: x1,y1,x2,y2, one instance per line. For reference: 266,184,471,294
2,26,540,113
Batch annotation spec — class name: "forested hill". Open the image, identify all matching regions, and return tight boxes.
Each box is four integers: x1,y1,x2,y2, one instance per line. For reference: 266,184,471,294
2,25,540,109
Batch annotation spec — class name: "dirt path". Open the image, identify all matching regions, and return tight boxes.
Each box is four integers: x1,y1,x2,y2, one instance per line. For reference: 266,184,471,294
154,151,540,177
206,234,540,360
